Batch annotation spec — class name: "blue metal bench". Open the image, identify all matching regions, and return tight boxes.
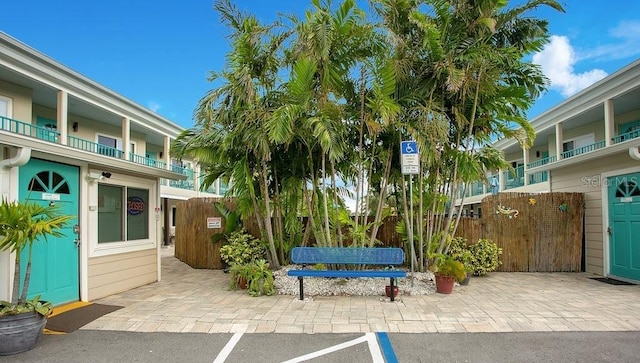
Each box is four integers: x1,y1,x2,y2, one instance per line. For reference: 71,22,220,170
287,247,407,301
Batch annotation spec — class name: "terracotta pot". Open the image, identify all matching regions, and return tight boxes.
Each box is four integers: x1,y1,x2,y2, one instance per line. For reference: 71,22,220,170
237,277,248,289
385,285,399,298
435,275,455,294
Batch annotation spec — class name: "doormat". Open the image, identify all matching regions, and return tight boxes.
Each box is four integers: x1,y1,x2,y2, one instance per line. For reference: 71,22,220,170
590,277,637,286
45,303,123,333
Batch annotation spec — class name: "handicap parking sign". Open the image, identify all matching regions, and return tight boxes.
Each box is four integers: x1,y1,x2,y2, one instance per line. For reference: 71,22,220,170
401,141,418,154
400,141,419,174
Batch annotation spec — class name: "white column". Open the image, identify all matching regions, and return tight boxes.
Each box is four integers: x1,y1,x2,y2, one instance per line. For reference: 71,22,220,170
604,99,615,146
194,164,201,194
523,147,530,186
555,123,564,160
57,90,68,145
162,135,171,187
163,135,170,170
122,117,130,161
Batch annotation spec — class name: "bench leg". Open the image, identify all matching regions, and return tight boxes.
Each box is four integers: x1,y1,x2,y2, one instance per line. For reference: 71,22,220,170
390,277,395,302
298,276,304,300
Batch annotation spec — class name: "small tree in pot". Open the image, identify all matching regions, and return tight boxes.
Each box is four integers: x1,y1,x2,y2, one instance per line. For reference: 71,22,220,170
0,198,73,355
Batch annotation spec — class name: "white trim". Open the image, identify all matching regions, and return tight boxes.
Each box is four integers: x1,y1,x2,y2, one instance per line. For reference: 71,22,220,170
599,166,640,278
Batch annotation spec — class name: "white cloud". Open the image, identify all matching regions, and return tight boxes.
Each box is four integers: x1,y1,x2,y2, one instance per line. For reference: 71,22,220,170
533,35,608,97
148,101,161,113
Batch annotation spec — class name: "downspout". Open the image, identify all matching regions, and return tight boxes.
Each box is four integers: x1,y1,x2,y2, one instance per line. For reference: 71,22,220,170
0,147,32,168
629,146,640,160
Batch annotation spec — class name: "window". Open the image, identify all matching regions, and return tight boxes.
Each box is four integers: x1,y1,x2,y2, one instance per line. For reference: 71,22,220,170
0,95,9,117
97,134,122,157
1,95,11,130
562,134,594,157
97,184,149,243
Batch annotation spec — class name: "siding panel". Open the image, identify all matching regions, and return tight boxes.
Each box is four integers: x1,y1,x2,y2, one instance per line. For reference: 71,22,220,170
88,248,157,300
551,153,640,275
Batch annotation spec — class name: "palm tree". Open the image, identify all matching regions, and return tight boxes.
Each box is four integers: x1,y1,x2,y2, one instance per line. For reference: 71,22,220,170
172,0,290,268
0,199,73,310
269,0,383,247
371,0,564,270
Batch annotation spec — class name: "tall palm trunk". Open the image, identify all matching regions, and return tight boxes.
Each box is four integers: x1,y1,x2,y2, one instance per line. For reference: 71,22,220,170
260,158,280,269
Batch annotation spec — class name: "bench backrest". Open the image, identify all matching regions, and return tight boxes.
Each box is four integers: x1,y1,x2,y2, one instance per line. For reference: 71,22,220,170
290,247,405,265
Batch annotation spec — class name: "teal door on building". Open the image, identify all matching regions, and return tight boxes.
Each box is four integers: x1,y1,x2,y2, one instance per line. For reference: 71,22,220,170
608,172,640,281
19,159,80,305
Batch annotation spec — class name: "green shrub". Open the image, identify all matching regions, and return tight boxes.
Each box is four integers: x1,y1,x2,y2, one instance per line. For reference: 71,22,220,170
468,238,502,276
219,230,266,266
447,237,475,274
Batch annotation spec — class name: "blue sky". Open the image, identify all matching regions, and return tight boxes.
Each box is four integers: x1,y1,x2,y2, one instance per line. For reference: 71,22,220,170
2,0,640,128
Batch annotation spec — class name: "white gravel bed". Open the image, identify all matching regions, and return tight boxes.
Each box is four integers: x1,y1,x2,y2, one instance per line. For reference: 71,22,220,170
273,265,437,298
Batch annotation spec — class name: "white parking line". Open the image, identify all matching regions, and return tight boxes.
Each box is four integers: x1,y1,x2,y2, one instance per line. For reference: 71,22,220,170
212,333,243,363
281,333,384,363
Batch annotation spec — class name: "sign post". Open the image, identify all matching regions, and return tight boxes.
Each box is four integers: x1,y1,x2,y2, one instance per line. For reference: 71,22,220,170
401,141,419,285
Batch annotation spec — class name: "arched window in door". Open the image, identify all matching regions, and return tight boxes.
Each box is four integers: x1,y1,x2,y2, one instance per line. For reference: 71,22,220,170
614,179,640,198
28,170,71,194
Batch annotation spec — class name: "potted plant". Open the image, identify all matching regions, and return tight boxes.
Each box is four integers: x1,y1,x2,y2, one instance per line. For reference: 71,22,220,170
447,237,475,285
246,259,275,297
228,259,275,296
0,198,74,355
219,230,265,267
430,254,467,294
228,263,252,289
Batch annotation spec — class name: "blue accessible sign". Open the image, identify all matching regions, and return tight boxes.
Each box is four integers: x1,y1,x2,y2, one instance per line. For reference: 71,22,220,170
400,141,419,175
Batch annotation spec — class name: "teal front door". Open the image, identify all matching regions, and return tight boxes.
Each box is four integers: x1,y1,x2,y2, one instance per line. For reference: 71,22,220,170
608,172,640,281
19,159,80,305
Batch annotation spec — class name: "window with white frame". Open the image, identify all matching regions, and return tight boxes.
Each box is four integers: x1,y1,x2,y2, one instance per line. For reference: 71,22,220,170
0,95,10,117
97,134,122,157
0,95,11,130
97,184,150,243
562,134,594,157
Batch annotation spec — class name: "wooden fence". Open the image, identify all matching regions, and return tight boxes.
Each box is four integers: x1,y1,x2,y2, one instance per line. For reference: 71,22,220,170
174,197,237,269
175,192,584,272
455,192,584,272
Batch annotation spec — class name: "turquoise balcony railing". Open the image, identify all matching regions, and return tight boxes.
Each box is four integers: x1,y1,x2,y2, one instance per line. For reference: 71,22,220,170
129,153,167,169
67,135,123,158
529,171,548,184
470,181,484,196
168,165,194,190
612,129,640,144
457,181,486,198
527,155,557,169
1,116,182,171
504,165,525,190
1,116,59,142
560,140,605,159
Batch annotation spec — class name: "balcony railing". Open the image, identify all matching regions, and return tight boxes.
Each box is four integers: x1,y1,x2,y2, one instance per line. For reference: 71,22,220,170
560,140,606,159
527,156,557,169
529,171,548,184
129,153,167,169
1,116,178,171
504,165,525,190
2,116,59,142
167,165,195,190
612,129,640,144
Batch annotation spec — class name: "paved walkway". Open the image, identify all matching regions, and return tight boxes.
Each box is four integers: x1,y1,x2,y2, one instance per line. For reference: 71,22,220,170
84,246,640,334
